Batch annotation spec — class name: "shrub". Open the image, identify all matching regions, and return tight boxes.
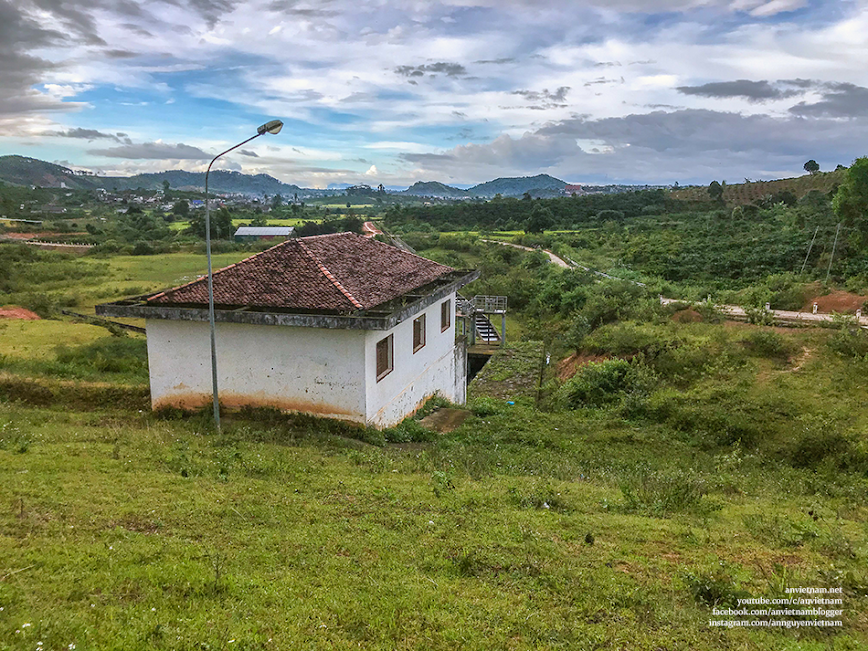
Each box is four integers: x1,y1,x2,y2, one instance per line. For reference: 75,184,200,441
683,563,748,608
827,319,868,359
741,329,794,361
559,359,657,409
132,241,155,256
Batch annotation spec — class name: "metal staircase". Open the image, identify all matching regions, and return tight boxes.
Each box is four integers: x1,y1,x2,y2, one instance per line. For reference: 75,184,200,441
473,313,501,343
457,293,506,345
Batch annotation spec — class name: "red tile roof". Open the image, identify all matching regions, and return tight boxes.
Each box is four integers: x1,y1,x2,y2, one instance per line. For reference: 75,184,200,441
148,232,455,313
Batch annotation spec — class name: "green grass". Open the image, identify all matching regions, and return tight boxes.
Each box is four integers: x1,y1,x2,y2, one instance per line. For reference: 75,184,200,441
168,217,318,232
2,247,868,649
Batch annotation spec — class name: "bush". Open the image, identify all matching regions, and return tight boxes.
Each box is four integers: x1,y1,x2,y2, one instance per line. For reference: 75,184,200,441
131,241,155,256
559,359,657,409
827,319,868,359
741,329,795,361
682,563,748,608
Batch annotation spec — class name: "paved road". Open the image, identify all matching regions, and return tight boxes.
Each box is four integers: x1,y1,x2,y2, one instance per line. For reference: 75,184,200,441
480,239,570,268
481,238,866,328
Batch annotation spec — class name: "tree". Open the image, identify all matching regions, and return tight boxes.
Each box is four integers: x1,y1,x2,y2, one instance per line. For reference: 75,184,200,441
188,207,234,239
162,179,171,194
524,204,554,234
804,159,820,174
833,157,868,241
707,180,723,201
172,199,189,218
271,194,283,209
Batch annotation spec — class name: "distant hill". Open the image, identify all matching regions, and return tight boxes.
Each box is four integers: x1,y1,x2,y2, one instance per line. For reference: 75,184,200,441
402,181,470,198
670,170,846,204
468,174,566,198
0,155,303,196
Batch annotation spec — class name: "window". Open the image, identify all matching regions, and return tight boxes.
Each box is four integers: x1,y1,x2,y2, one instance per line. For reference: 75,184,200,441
441,299,451,332
413,314,426,353
376,335,393,381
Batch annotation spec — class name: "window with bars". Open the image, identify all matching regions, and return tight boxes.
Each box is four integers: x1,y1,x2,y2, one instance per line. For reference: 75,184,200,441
376,334,393,381
441,299,451,332
413,314,426,353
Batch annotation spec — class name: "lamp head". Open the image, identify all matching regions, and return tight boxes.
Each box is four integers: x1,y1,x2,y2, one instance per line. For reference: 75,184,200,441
258,119,283,135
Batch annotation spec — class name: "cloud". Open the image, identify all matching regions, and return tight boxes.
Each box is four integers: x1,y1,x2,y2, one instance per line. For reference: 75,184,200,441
51,127,124,141
395,62,468,78
238,149,259,157
512,87,570,103
89,141,213,160
677,79,800,102
789,82,868,118
402,108,868,184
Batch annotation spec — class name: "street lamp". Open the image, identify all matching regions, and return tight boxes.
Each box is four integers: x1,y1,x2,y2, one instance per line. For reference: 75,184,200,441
204,119,283,429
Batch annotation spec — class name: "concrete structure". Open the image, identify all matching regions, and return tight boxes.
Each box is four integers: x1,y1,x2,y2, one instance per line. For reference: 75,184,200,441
97,232,477,428
233,225,294,242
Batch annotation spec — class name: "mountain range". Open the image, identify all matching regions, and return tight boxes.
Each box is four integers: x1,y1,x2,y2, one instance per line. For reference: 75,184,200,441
0,155,568,198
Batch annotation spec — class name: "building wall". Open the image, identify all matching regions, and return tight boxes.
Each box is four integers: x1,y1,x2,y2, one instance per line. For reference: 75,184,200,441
144,292,466,428
145,319,368,423
364,292,465,428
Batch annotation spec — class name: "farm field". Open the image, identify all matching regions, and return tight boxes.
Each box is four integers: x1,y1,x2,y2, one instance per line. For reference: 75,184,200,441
168,217,317,232
670,170,844,204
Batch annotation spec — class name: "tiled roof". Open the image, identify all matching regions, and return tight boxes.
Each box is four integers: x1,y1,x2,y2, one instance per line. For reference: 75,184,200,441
148,232,455,313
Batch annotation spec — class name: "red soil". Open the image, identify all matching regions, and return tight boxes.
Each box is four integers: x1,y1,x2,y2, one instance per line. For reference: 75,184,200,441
802,290,868,314
0,306,41,320
557,352,608,381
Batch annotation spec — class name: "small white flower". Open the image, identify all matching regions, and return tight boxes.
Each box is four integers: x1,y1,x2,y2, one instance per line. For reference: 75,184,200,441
23,623,31,628
228,640,235,644
428,520,434,525
542,502,550,509
151,607,156,612
69,644,76,651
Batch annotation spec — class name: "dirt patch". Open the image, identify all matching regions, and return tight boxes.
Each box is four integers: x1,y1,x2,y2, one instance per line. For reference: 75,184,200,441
803,290,868,314
418,407,471,433
672,308,702,323
557,353,608,381
0,306,41,320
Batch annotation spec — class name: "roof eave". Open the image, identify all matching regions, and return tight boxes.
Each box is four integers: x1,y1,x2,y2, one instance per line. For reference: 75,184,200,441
96,269,480,331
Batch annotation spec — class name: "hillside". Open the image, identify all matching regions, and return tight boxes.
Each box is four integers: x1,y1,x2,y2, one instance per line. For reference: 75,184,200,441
671,170,845,204
402,181,470,197
469,174,566,198
0,155,303,197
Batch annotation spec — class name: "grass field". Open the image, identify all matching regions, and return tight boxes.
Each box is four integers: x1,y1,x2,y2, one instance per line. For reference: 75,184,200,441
1,244,867,649
168,217,316,232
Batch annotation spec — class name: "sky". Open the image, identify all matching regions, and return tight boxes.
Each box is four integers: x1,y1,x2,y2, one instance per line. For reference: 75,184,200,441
2,0,867,189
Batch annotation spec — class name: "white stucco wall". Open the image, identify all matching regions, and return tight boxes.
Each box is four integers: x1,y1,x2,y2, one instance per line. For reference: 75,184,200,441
145,319,368,423
364,293,465,428
144,291,466,428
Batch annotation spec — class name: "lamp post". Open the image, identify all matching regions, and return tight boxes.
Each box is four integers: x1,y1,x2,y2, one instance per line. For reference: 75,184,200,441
204,119,283,429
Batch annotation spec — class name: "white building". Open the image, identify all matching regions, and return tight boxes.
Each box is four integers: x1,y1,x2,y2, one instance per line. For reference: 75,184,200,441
97,232,478,428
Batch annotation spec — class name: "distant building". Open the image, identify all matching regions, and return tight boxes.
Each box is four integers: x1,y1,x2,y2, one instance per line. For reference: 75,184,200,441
234,226,294,242
96,233,478,428
564,184,583,195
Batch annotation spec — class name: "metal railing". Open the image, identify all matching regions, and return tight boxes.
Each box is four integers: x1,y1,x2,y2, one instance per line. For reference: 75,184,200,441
470,295,507,313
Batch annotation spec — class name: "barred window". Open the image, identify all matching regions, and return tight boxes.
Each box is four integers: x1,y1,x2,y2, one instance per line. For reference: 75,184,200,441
441,299,451,332
376,335,393,381
413,314,426,353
